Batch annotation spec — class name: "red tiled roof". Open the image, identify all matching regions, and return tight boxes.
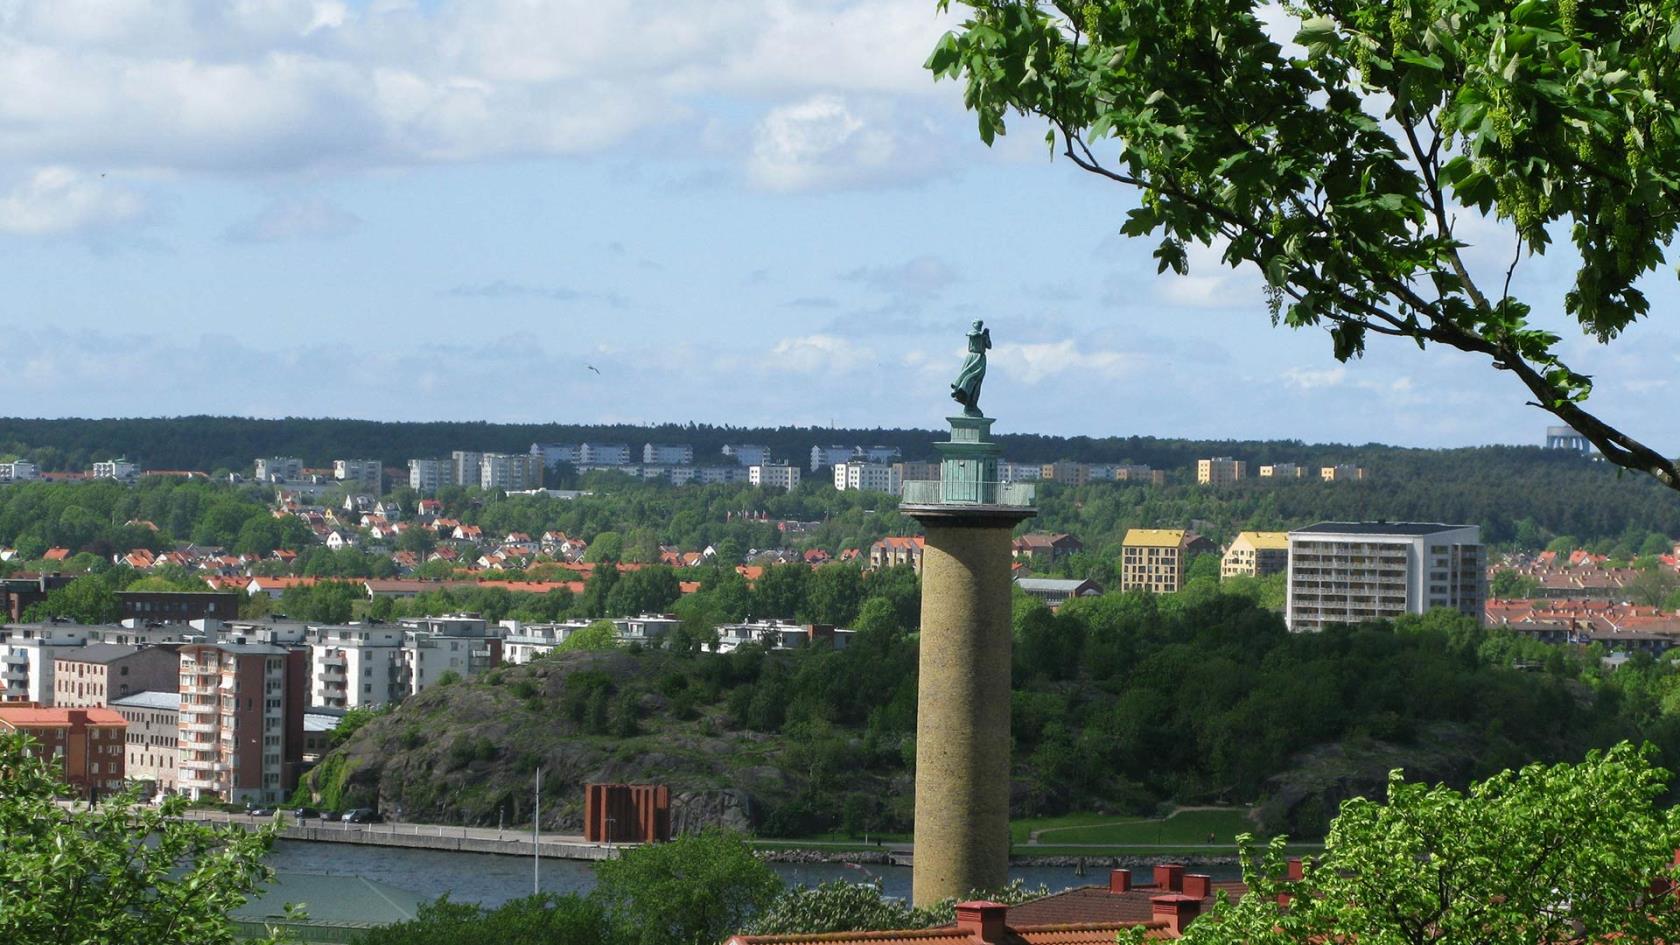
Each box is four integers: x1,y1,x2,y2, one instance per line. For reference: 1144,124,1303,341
1006,882,1244,926
0,706,126,728
42,548,71,560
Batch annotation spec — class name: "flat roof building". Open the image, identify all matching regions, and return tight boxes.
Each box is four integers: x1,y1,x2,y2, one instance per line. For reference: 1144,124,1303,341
1286,522,1485,632
1121,529,1216,594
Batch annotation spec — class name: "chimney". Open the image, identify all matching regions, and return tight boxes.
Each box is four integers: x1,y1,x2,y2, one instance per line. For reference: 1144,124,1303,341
1278,857,1304,907
954,901,1009,944
1183,873,1212,899
1153,863,1185,891
1109,868,1132,893
1151,894,1201,935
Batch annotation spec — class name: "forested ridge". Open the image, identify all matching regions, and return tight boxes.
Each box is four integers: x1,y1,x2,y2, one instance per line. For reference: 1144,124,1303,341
315,591,1668,838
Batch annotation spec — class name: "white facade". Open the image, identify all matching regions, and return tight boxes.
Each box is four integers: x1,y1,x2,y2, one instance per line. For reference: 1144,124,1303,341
335,459,384,494
309,625,406,709
694,466,749,484
810,445,855,471
254,457,304,482
111,690,180,795
1260,463,1305,479
451,451,483,486
834,460,902,494
997,461,1043,482
1286,523,1486,632
93,458,138,481
859,445,902,464
0,460,40,481
750,463,801,492
408,458,450,493
480,452,543,491
530,443,631,467
722,444,771,467
642,443,694,465
499,620,594,664
0,624,92,703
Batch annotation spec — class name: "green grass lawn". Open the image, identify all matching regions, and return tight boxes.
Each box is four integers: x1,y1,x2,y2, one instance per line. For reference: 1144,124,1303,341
1026,808,1258,846
1009,812,1143,845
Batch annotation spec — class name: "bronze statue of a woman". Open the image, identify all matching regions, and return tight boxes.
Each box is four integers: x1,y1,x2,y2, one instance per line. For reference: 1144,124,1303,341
950,320,991,417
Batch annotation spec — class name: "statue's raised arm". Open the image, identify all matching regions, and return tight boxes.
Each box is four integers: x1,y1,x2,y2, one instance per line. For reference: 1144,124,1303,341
950,320,989,418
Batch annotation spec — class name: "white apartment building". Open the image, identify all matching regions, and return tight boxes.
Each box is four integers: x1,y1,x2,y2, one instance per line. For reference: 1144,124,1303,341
694,466,749,484
451,451,483,486
834,460,902,495
110,690,180,796
997,461,1043,482
93,458,139,481
0,623,92,702
714,621,854,653
408,458,450,493
1320,464,1367,482
401,631,500,695
810,445,855,471
750,463,801,492
308,625,407,709
643,443,694,465
1286,522,1486,632
335,459,384,494
0,460,39,481
530,443,632,467
1259,463,1305,479
480,452,543,491
254,457,304,482
722,444,771,467
499,620,595,664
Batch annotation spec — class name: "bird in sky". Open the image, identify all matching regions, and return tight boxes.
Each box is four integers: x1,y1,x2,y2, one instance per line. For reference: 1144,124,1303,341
587,365,601,375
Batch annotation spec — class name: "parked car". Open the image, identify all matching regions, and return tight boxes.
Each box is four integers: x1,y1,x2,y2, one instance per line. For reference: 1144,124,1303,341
343,808,383,824
290,807,319,819
249,808,276,817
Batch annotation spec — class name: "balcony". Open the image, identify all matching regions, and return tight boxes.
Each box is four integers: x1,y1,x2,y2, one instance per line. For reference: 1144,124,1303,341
901,479,1035,508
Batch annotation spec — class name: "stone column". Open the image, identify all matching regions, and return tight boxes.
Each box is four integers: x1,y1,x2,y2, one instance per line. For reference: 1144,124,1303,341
901,412,1034,908
908,509,1027,906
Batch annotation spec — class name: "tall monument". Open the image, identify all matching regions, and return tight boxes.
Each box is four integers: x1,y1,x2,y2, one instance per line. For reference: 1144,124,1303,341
900,320,1035,906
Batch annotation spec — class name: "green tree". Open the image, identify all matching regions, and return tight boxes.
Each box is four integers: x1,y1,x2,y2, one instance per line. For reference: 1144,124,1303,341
350,894,607,945
0,733,281,945
592,829,781,945
1489,569,1541,599
584,531,624,564
1159,743,1680,945
932,0,1680,492
555,619,618,653
21,572,123,623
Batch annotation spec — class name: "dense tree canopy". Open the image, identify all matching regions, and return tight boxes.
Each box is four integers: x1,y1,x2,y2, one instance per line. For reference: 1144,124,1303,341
931,0,1680,492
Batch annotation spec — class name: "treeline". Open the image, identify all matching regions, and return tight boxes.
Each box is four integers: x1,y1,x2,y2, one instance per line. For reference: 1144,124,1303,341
0,479,308,562
326,583,1665,838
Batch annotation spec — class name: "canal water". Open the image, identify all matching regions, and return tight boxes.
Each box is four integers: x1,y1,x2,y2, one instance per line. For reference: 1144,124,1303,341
265,840,1241,907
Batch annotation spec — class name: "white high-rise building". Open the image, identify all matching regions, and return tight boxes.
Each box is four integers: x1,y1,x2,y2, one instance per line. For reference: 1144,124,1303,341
451,451,484,487
1286,522,1485,632
408,458,450,494
334,459,383,494
480,452,543,491
750,463,801,492
308,625,406,709
834,460,902,494
254,457,304,482
810,445,855,471
0,624,92,703
643,443,694,465
722,444,771,467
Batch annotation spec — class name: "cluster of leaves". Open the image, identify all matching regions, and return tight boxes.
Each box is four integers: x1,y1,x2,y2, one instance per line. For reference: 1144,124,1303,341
746,878,1051,935
0,732,281,945
1160,742,1680,945
352,830,778,945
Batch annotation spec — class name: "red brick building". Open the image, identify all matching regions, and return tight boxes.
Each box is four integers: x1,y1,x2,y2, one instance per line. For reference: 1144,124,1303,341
0,704,127,796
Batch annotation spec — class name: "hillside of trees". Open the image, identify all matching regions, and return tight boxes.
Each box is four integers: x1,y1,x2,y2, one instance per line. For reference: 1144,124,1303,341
311,588,1668,838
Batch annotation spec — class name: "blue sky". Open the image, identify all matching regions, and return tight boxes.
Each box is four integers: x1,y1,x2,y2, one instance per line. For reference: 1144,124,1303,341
1,0,1675,450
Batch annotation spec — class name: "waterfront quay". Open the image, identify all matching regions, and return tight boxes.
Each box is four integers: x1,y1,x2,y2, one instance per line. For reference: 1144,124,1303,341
182,810,634,861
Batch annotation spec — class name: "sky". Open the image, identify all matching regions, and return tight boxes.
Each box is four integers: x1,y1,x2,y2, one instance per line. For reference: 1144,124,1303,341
1,0,1676,450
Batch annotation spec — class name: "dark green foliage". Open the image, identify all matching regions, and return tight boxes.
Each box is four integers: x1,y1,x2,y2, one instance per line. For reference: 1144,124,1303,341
350,894,608,945
592,829,782,945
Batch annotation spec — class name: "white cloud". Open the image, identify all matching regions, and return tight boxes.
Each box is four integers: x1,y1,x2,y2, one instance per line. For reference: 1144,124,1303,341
991,340,1139,384
0,166,145,235
1281,365,1348,390
767,334,875,373
224,195,360,242
748,94,940,192
0,1,961,182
